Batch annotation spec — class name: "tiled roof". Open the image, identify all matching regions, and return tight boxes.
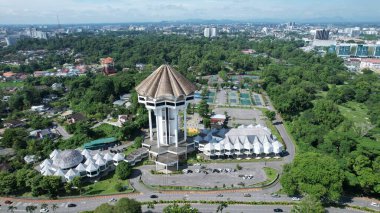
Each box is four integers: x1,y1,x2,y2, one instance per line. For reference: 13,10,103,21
135,65,197,100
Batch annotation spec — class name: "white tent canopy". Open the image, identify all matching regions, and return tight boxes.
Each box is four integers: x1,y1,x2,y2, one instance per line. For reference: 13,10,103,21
103,153,114,162
65,169,79,181
84,158,94,166
272,141,283,154
49,149,60,159
113,153,125,162
86,162,99,172
75,163,86,172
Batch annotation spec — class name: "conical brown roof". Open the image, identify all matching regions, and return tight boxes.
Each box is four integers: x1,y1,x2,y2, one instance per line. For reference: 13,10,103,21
135,65,197,100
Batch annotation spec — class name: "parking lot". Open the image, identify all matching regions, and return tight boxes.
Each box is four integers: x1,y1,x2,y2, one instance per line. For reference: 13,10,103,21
141,162,266,188
214,107,266,127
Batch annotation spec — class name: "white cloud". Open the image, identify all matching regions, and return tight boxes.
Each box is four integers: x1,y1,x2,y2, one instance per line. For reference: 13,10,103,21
0,0,379,24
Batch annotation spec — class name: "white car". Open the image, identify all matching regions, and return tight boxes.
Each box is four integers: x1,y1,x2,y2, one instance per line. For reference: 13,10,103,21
40,209,49,213
370,202,379,207
292,197,301,201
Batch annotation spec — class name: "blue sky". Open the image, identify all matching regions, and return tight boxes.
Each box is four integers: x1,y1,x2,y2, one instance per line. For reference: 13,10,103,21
0,0,379,24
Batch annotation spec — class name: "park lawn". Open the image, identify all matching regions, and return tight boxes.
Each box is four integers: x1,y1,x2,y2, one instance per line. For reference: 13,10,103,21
83,174,133,196
93,123,121,138
338,101,371,128
0,81,24,88
263,167,277,181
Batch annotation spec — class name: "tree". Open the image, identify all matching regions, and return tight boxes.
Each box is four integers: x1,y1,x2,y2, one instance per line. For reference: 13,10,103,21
115,161,132,180
25,206,37,213
0,172,17,195
7,206,17,213
203,118,211,128
72,176,83,195
133,136,143,149
94,203,115,213
281,152,343,202
115,198,142,213
291,195,325,213
197,99,209,118
51,204,59,213
216,202,228,213
147,203,155,212
163,203,199,213
264,110,276,121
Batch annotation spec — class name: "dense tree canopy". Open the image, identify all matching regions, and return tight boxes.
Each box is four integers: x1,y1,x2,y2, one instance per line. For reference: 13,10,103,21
281,152,343,202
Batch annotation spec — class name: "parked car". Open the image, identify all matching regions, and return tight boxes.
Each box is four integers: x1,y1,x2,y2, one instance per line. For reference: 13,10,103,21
4,200,12,204
67,203,76,208
217,194,223,197
273,208,283,212
292,197,301,201
109,198,117,202
271,194,280,198
150,195,158,198
39,209,49,213
243,193,251,197
370,202,379,207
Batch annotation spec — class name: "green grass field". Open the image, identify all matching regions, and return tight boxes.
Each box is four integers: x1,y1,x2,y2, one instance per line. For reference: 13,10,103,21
83,173,133,195
0,81,24,88
338,101,371,128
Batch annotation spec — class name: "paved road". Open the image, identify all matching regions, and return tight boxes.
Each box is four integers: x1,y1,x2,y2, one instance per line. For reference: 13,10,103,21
54,122,72,140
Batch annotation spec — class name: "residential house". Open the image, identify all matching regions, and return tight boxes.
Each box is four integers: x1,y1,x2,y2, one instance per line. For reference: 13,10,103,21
67,112,86,124
118,115,133,124
3,119,26,128
51,83,63,91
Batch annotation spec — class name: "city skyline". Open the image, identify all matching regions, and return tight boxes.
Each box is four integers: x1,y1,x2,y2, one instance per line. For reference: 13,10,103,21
1,0,380,25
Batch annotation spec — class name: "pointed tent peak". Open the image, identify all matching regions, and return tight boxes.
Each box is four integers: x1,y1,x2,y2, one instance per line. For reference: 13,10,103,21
93,153,103,160
81,149,91,156
54,168,65,176
113,153,125,161
86,162,99,172
42,168,54,176
135,64,197,101
65,169,78,177
50,149,60,159
103,153,114,161
95,158,106,166
84,158,94,165
75,163,86,171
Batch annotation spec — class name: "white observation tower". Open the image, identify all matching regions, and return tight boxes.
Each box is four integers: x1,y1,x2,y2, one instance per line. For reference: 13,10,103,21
135,65,197,172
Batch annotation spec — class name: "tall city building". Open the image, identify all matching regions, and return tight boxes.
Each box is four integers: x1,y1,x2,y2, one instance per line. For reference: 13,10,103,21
204,27,217,38
210,27,217,37
204,27,210,38
136,65,197,172
315,29,330,40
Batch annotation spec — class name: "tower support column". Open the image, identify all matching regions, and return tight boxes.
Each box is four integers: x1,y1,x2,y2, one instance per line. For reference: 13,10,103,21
148,109,153,141
184,106,187,141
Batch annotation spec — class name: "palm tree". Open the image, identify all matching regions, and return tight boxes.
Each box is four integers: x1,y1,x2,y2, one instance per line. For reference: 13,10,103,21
216,202,228,213
25,205,37,213
7,205,17,213
51,203,59,213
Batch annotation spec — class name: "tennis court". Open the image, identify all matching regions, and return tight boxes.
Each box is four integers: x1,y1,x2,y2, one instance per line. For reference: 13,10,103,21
228,92,238,105
207,91,215,104
240,93,250,99
252,94,263,106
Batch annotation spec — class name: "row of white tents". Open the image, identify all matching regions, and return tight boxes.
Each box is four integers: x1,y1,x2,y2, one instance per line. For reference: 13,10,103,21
39,149,126,182
195,124,284,157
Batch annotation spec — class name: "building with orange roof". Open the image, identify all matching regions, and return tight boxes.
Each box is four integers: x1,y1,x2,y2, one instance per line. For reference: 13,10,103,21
3,72,15,78
100,57,116,75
